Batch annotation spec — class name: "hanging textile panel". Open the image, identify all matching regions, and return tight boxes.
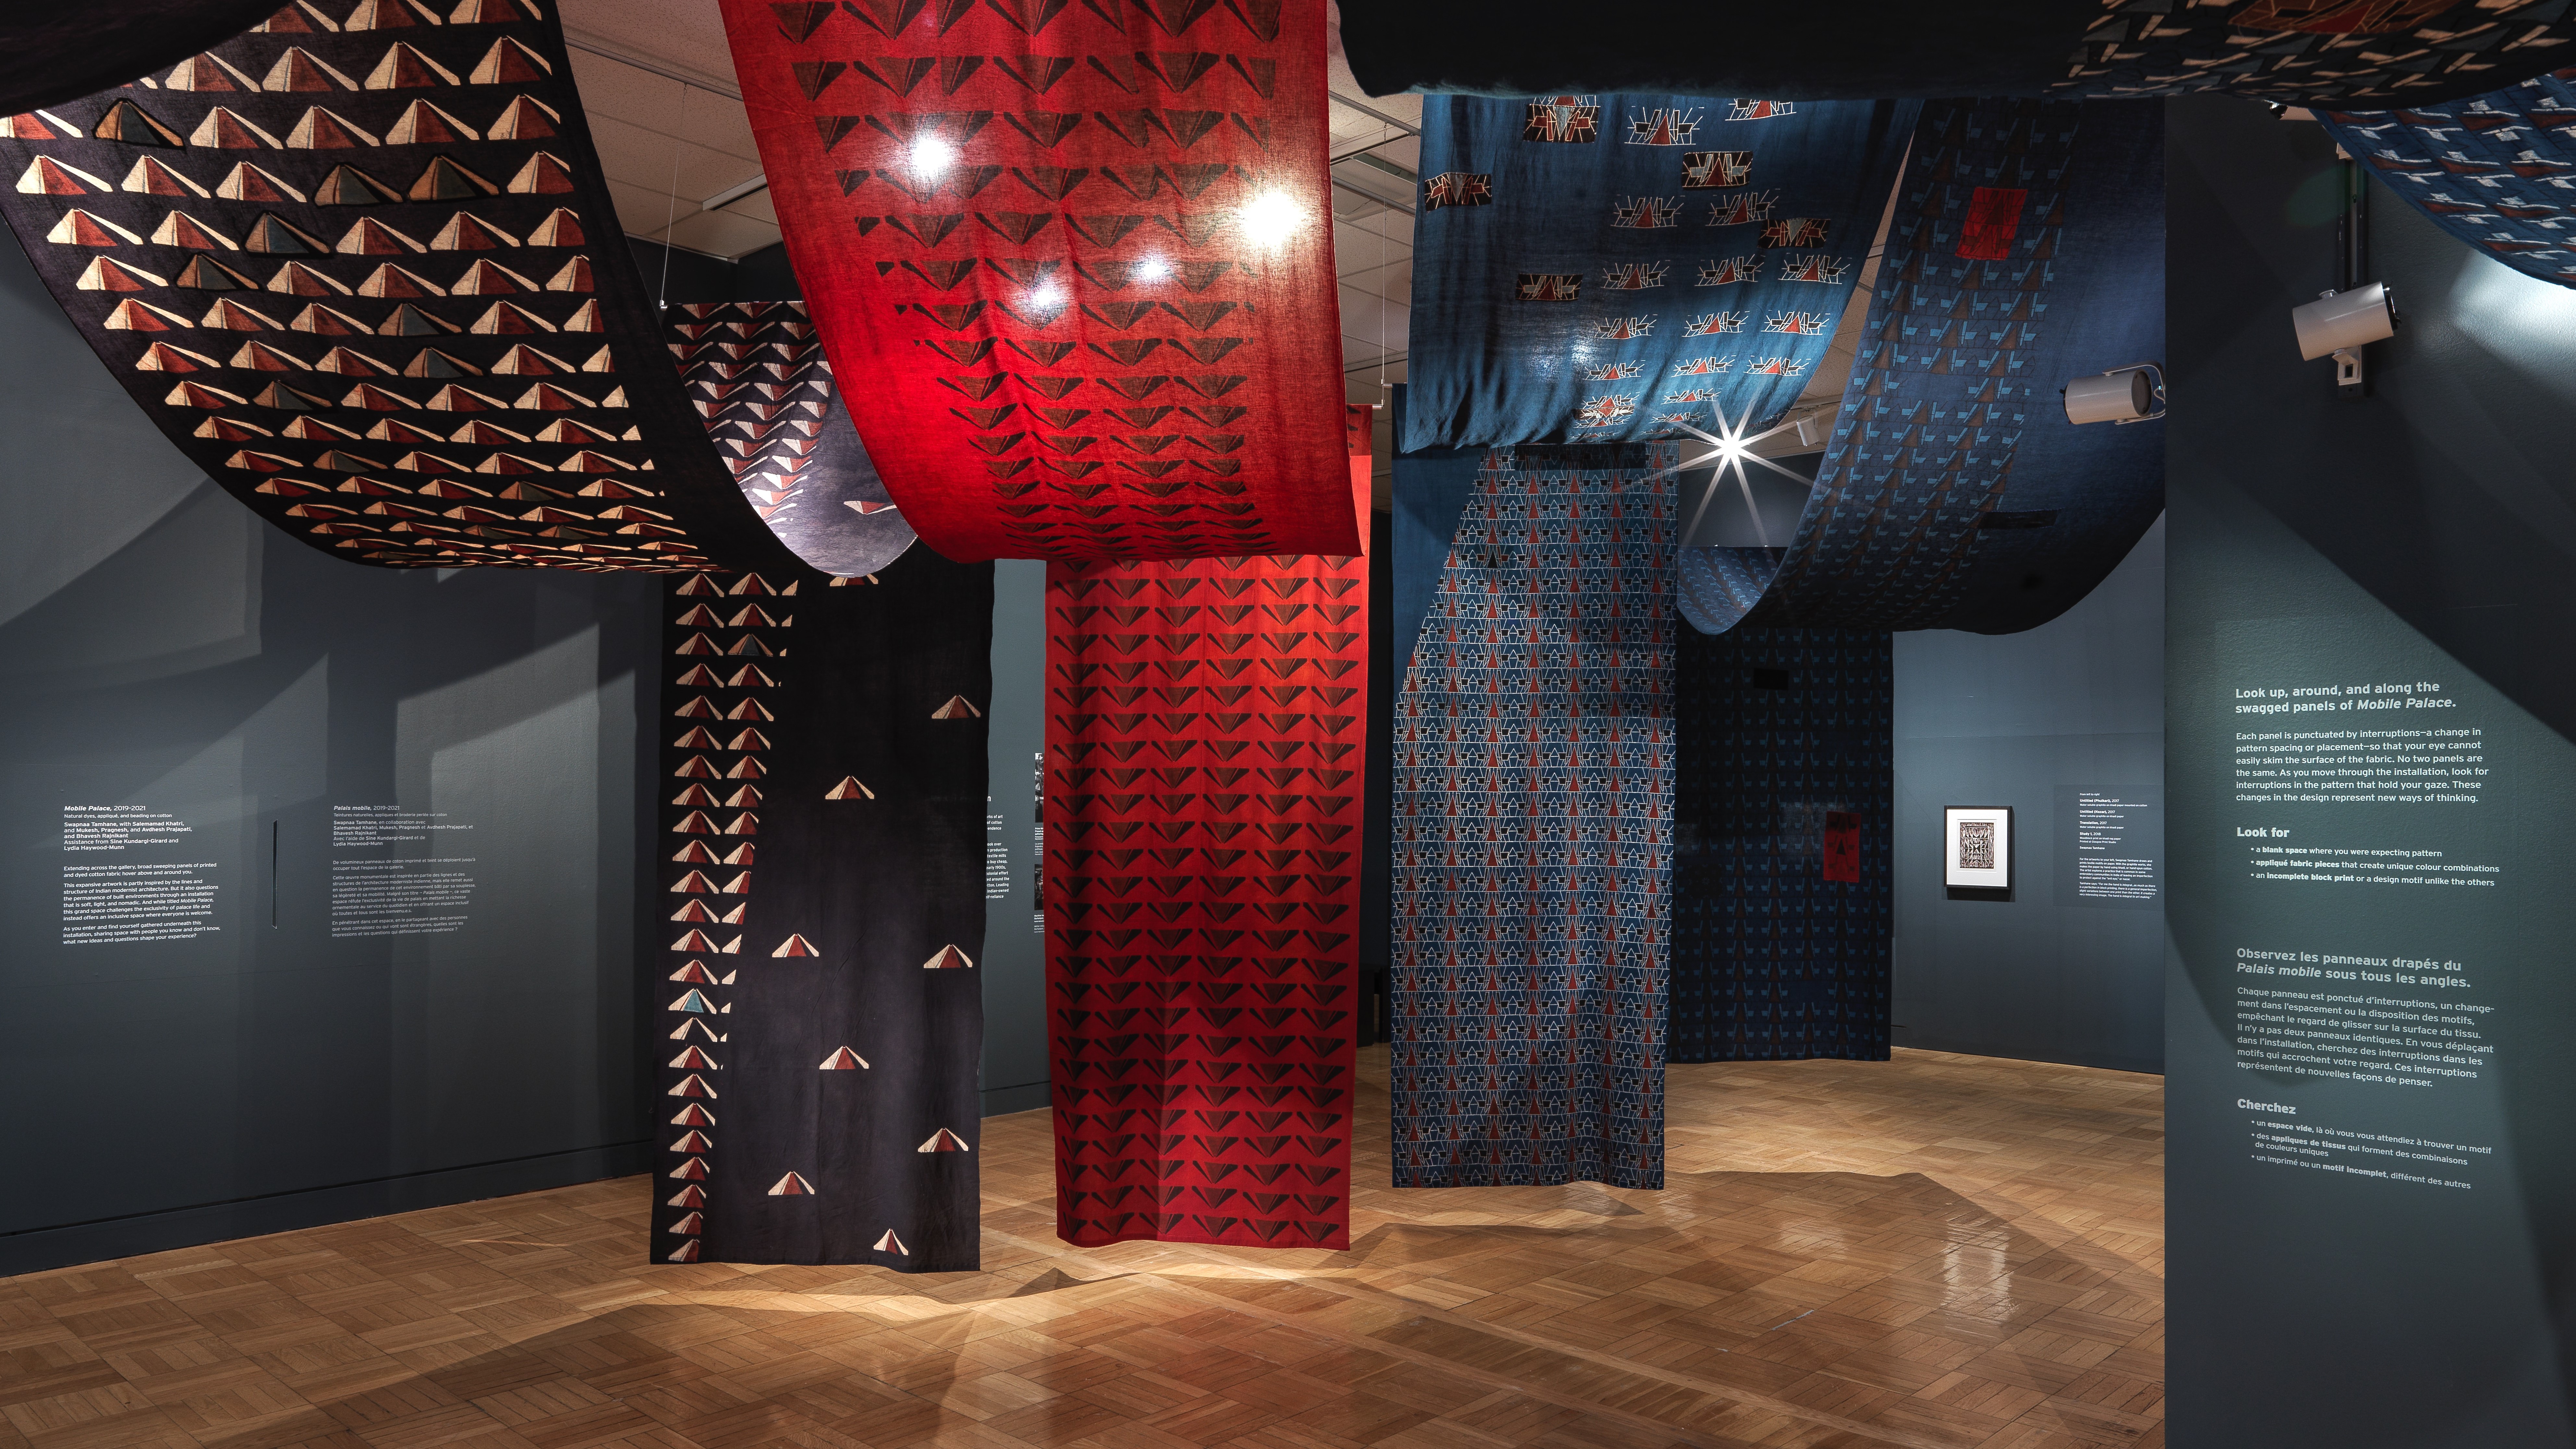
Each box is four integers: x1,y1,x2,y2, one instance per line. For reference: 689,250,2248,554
717,0,1359,563
1341,1,2576,109
1678,97,2166,638
1402,95,1917,452
1386,385,1481,683
2320,70,2576,292
656,553,993,1271
671,298,918,577
1390,444,1675,1191
1042,405,1372,1251
0,0,799,577
0,0,284,117
1669,625,1891,1063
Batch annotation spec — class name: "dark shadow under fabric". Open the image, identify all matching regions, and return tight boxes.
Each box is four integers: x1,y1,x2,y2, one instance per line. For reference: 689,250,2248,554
1388,385,1482,687
0,3,283,117
1670,626,1892,1063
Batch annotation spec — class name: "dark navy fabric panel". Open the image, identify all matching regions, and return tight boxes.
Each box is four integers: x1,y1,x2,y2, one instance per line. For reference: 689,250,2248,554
1402,97,1917,451
1388,386,1483,684
2320,75,2576,295
1677,97,2166,638
1670,626,1892,1063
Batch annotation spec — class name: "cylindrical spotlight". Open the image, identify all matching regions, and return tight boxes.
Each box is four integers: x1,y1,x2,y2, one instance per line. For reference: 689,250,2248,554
2061,363,2166,425
2291,282,2397,362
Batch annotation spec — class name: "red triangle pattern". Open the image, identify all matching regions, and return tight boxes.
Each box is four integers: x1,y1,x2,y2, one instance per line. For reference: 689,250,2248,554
1043,408,1370,1251
717,0,1356,562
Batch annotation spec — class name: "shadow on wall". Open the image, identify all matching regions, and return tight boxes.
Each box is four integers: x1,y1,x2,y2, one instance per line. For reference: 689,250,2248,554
0,235,668,1275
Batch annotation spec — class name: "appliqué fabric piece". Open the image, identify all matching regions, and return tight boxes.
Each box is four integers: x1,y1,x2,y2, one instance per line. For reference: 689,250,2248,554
2319,68,2576,292
655,556,991,1271
1403,95,1917,451
718,0,1359,562
1678,98,2166,638
1391,444,1674,1190
1042,409,1372,1249
1669,626,1892,1063
0,3,800,577
670,299,917,576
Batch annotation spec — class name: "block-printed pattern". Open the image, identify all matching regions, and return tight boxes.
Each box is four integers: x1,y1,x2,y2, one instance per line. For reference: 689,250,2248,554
2054,0,2576,107
2321,67,2576,291
1391,444,1674,1190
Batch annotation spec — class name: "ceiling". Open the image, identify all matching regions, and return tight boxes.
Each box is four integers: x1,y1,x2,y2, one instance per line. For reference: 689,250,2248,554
554,0,1853,502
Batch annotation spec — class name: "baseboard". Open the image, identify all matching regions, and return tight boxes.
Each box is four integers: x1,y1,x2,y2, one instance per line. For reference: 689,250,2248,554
0,1140,653,1278
981,1081,1049,1117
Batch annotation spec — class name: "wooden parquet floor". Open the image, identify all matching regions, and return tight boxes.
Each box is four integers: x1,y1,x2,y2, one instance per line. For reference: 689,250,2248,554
0,1047,2164,1449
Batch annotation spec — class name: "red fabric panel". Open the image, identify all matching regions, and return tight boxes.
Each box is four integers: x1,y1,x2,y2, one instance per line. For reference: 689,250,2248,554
1042,406,1371,1250
1955,185,2028,261
718,0,1358,563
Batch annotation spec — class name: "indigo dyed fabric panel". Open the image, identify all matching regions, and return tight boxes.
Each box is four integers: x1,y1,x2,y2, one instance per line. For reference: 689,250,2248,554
657,556,992,1271
1678,97,2166,638
1343,1,2576,109
1670,626,1892,1063
1391,445,1673,1190
2321,72,2576,292
1402,96,1917,451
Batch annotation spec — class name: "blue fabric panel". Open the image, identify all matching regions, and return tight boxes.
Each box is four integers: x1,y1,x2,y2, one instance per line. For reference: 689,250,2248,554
2320,76,2576,292
1677,97,2166,637
1402,97,1919,451
1670,626,1892,1063
1388,385,1484,682
1391,445,1673,1190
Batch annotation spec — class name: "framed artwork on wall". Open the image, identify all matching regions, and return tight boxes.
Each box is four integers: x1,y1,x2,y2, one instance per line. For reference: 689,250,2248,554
1944,806,2012,894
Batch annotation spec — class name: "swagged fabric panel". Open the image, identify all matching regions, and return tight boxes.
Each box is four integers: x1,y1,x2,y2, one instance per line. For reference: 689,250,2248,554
654,557,992,1271
1041,405,1372,1251
0,0,803,578
2319,69,2576,292
1341,0,2576,109
670,299,918,576
0,1,290,117
1669,625,1892,1063
717,0,1360,563
1677,97,2166,638
1387,384,1482,683
1391,444,1675,1190
1401,95,1917,451
0,6,995,1270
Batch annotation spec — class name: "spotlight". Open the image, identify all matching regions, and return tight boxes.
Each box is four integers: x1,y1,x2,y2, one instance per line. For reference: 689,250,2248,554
1237,191,1302,249
2292,282,2397,388
909,134,956,178
2061,363,2167,425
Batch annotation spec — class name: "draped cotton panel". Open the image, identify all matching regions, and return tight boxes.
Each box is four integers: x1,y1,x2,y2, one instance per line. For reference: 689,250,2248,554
0,0,801,578
1401,95,1917,451
0,1,293,117
1041,405,1372,1250
2320,72,2576,292
670,299,918,577
0,6,994,1271
1669,625,1892,1064
654,557,991,1272
718,0,1359,563
1390,444,1674,1191
1341,0,2576,109
1677,97,2166,639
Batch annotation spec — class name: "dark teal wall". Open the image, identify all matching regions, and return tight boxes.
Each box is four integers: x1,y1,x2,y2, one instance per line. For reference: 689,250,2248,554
1891,517,2165,1074
2167,95,2576,1443
0,236,665,1275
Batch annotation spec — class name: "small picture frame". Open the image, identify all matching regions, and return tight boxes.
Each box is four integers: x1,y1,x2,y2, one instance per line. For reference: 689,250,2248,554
1945,806,2012,896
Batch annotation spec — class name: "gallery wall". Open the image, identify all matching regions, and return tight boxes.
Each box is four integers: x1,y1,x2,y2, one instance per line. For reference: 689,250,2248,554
0,238,666,1276
1891,518,2166,1074
2167,96,2576,1443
